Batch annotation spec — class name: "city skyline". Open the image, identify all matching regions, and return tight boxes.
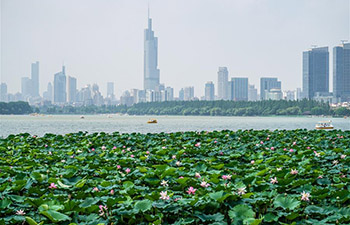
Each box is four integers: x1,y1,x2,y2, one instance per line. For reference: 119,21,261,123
1,0,349,97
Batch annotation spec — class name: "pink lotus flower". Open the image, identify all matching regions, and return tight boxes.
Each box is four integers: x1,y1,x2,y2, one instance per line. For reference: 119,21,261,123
48,151,52,155
146,151,150,154
214,140,217,143
314,151,320,157
200,181,210,188
270,177,278,184
251,160,255,164
112,146,117,150
174,197,182,201
99,205,108,216
45,144,48,147
93,187,99,192
256,144,259,147
117,165,121,169
125,168,131,174
195,172,201,178
101,146,106,150
161,180,169,186
301,191,310,201
341,154,346,159
266,137,270,140
333,160,339,165
123,146,126,148
289,149,294,152
186,186,197,195
307,147,310,149
260,141,264,144
271,147,275,150
49,183,57,189
283,148,287,151
290,169,298,175
293,141,297,145
222,175,232,180
15,209,26,215
159,191,170,200
122,150,125,153
130,154,134,158
110,189,114,195
172,155,176,159
162,146,166,149
195,142,201,147
91,148,95,151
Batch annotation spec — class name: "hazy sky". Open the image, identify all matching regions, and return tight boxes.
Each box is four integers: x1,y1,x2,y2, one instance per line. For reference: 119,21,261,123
1,0,349,98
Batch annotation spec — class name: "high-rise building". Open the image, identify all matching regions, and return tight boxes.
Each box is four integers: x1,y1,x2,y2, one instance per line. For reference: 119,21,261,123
217,67,228,100
228,78,248,101
266,89,283,100
296,88,303,100
43,82,53,101
283,90,296,101
260,77,281,100
54,66,67,104
333,43,350,103
302,47,329,99
21,77,32,99
144,12,160,90
205,81,215,101
31,61,39,97
165,87,174,101
0,83,7,102
184,86,194,101
67,76,77,103
107,82,115,100
179,88,184,101
248,84,258,101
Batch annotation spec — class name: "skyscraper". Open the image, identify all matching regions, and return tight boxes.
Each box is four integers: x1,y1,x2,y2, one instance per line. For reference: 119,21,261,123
144,11,160,90
21,77,32,99
229,78,248,101
217,67,228,100
205,81,215,101
0,83,7,102
333,43,350,103
31,61,39,97
107,82,115,99
54,66,67,104
184,86,194,101
67,76,77,103
260,77,281,100
43,82,53,101
165,87,174,101
302,47,329,99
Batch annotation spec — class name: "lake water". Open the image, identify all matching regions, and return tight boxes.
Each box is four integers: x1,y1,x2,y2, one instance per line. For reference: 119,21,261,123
0,115,349,137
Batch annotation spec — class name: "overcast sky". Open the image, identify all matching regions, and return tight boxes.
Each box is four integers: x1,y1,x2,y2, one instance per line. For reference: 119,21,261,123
1,0,349,98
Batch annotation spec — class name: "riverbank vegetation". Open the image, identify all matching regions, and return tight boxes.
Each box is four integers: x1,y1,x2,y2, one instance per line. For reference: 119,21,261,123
0,101,33,115
0,130,349,224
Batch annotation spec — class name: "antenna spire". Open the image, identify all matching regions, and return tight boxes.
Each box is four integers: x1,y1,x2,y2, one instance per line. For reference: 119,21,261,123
148,3,150,19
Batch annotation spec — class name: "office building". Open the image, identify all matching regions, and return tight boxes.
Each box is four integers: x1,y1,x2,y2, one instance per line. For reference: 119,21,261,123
43,82,53,101
296,88,303,100
266,89,283,100
260,77,281,100
0,83,7,102
302,47,329,99
21,77,32,99
165,87,174,101
283,90,296,101
205,81,215,101
179,88,184,101
67,76,77,103
144,13,160,90
333,43,350,103
248,84,258,101
31,61,39,97
217,67,228,100
53,66,67,104
228,78,248,101
107,82,115,100
184,86,194,101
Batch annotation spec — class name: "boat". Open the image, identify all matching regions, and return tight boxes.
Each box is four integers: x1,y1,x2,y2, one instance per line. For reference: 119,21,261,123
80,115,85,119
315,121,334,130
147,119,157,124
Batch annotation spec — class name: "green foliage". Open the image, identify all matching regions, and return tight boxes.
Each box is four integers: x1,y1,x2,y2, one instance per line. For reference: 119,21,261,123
0,129,349,224
0,101,33,114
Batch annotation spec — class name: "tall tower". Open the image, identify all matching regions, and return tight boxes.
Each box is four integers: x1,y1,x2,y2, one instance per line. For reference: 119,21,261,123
260,77,281,100
31,61,39,97
333,43,350,103
144,8,160,90
217,67,228,100
54,66,67,104
302,47,329,99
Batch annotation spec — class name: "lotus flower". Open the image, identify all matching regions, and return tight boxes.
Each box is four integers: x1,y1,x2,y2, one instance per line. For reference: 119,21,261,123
161,180,169,187
260,141,264,144
195,142,201,147
176,161,181,166
110,189,114,195
200,181,210,188
237,187,247,195
289,149,294,152
16,209,26,215
251,160,255,164
146,151,150,154
318,175,323,179
341,154,346,159
91,148,95,151
290,169,298,175
314,151,320,157
222,175,232,180
99,205,108,216
93,187,99,192
159,191,170,200
179,176,184,179
162,146,166,149
277,167,282,171
333,160,339,165
125,168,131,174
195,172,201,178
112,146,117,150
101,146,106,150
117,165,121,169
130,154,134,158
186,186,197,195
270,177,278,184
301,191,310,201
49,183,57,189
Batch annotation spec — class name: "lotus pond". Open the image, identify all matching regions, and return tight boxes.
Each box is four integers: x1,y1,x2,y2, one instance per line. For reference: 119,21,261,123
0,129,349,225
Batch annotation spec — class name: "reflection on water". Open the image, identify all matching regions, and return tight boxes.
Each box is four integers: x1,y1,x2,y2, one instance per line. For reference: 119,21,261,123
0,115,349,137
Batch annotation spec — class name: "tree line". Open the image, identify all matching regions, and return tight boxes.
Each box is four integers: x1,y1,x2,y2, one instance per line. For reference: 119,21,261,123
1,100,349,116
